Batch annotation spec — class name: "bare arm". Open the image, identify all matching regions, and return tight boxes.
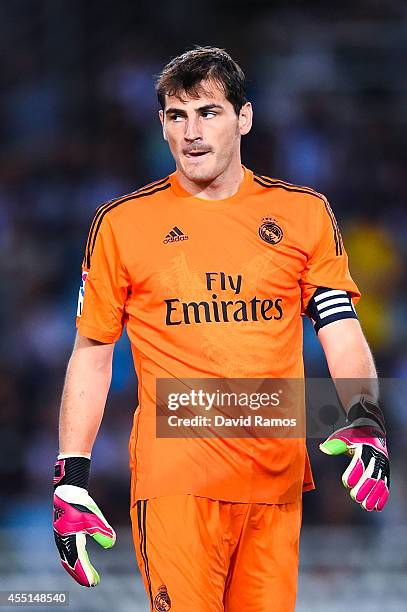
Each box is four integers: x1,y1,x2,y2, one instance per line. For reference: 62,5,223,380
318,318,379,411
317,319,390,511
58,332,115,456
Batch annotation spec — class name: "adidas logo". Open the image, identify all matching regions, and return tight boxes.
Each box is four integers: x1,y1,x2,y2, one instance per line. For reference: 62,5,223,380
163,226,189,244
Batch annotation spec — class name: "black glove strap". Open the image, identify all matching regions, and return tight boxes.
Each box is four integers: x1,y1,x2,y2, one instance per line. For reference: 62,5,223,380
347,397,386,433
53,456,91,490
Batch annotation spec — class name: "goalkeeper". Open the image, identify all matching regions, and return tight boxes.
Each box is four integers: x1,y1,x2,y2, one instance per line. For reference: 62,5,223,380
53,46,389,610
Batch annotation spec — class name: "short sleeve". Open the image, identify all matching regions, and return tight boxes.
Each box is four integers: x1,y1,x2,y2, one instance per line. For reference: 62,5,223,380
76,212,131,343
300,198,361,314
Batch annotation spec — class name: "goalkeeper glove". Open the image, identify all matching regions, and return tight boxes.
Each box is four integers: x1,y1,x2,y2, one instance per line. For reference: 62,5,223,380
53,455,116,587
319,396,390,512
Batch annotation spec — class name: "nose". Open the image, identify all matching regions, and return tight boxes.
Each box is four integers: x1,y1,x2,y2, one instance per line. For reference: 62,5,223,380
184,117,202,142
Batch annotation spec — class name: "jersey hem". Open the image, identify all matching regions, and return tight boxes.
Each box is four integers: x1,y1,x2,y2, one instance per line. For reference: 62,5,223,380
131,491,307,505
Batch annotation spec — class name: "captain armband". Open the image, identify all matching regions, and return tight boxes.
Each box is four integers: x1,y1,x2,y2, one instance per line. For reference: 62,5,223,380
306,286,358,334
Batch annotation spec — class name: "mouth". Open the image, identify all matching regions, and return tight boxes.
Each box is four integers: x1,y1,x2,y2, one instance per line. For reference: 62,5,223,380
184,150,211,158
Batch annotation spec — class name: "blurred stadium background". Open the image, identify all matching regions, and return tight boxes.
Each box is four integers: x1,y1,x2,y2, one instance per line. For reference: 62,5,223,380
0,1,406,610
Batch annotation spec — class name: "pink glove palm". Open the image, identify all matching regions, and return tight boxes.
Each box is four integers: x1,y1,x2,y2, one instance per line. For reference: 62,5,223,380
319,398,390,512
53,484,116,586
53,456,116,587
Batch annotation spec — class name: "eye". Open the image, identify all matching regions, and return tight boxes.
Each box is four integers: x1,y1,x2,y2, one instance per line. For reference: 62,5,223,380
202,111,217,119
169,113,184,122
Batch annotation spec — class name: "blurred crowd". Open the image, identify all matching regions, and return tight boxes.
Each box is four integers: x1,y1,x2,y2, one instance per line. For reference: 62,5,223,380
0,1,406,528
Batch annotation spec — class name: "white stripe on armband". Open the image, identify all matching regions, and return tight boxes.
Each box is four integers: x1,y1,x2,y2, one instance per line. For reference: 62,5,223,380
317,297,350,310
314,289,347,302
306,287,357,333
319,305,353,318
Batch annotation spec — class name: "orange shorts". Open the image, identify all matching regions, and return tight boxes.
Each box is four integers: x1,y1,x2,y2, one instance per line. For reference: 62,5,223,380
130,495,302,612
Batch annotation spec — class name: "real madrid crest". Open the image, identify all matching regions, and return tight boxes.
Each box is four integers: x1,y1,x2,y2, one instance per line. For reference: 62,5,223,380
154,584,171,611
258,217,284,245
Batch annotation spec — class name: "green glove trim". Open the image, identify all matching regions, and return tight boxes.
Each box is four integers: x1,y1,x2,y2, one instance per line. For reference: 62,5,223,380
319,439,349,456
82,546,100,585
92,533,115,549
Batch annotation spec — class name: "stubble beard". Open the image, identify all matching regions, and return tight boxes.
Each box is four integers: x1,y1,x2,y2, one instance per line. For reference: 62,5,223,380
181,148,235,186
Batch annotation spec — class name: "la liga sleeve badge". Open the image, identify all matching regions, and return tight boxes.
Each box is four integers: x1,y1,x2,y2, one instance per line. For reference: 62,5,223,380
76,271,88,317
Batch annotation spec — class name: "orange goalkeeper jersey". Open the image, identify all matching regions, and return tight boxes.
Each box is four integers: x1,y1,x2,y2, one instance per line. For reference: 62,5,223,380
76,167,360,504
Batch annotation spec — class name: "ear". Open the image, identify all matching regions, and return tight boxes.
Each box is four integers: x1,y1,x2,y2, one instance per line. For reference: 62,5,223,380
159,109,167,141
238,102,253,136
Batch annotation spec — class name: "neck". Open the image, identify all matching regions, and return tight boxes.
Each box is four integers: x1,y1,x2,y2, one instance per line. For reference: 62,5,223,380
175,160,244,200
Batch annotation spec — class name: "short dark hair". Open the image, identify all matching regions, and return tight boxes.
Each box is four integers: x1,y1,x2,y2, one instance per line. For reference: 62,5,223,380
155,46,247,116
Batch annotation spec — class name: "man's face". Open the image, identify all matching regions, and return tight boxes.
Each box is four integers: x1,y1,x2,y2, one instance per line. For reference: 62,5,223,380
159,80,252,184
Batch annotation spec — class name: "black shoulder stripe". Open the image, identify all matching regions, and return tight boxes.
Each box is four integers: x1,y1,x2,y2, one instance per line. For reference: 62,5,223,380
84,197,115,266
254,176,342,256
85,181,171,269
254,174,324,199
323,199,343,256
84,176,170,267
254,176,318,196
136,175,170,193
255,172,315,192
